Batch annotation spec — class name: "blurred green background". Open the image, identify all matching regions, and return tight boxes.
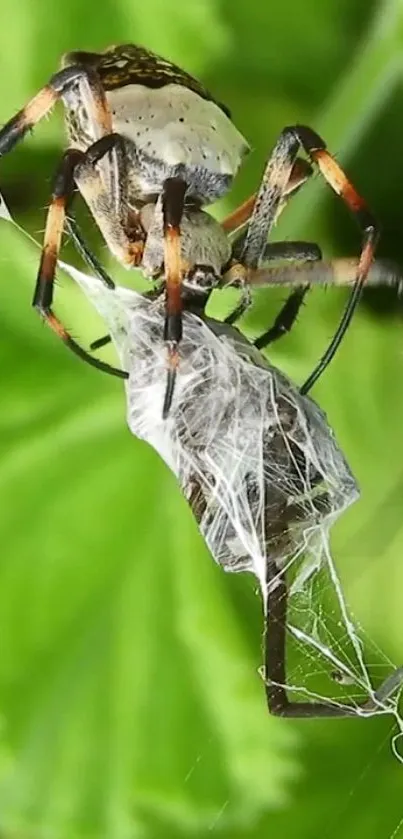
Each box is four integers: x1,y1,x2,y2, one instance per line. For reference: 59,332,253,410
1,0,403,836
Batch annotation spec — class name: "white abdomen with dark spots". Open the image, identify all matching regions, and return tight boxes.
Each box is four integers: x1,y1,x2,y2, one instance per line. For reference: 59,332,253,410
107,84,249,200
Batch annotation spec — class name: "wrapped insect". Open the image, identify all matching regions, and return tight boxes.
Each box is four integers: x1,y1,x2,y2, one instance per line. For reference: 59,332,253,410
61,258,403,724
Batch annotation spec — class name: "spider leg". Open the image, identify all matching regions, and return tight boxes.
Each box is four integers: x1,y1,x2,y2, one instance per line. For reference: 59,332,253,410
224,156,316,328
237,126,377,392
72,133,144,268
65,211,116,289
223,287,252,327
0,65,113,154
264,559,403,717
0,63,144,267
65,130,155,358
233,258,402,291
221,157,312,235
89,288,163,352
223,255,401,358
239,126,376,269
0,64,140,377
0,61,145,250
161,177,187,418
254,289,308,349
233,239,321,266
63,135,130,289
224,241,321,328
33,141,130,379
253,242,322,348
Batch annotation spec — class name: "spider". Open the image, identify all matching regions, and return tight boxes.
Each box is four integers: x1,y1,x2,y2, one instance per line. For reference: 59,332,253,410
0,43,380,416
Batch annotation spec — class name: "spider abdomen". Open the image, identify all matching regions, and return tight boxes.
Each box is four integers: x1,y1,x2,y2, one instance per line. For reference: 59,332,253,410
62,44,249,205
107,84,249,203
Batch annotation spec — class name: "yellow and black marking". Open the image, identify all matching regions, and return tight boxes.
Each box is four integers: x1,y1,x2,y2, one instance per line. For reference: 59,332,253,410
62,43,231,117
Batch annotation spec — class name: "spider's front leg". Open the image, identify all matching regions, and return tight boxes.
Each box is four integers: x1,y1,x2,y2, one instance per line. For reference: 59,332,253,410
223,156,318,329
239,126,377,272
226,126,378,392
69,161,188,416
292,126,378,395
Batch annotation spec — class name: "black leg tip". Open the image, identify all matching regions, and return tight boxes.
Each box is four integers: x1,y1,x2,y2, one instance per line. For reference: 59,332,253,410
162,367,177,419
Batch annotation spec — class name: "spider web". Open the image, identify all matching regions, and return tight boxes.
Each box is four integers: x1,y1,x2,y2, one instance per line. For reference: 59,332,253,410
59,261,403,743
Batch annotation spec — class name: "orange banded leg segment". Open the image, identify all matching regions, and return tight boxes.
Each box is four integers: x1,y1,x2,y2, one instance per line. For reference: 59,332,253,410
222,194,256,234
223,158,317,331
239,125,378,393
294,126,378,393
223,136,305,335
33,148,127,380
0,65,113,157
162,177,187,418
0,64,120,250
241,126,377,268
221,157,313,235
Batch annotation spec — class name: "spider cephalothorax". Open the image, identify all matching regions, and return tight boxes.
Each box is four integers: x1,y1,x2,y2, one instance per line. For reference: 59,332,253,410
0,43,388,413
